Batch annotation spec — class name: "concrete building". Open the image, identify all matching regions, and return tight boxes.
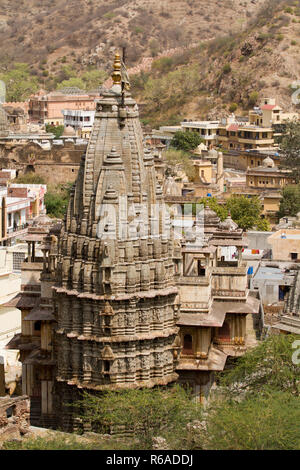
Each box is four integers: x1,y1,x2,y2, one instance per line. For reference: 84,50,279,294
0,182,47,246
0,247,22,389
251,265,295,306
268,229,300,261
217,121,274,151
249,98,299,128
28,88,100,125
175,206,261,401
181,121,219,149
246,157,294,191
62,109,95,139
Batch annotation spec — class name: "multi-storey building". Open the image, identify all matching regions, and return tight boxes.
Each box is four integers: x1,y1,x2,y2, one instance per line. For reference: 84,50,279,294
0,182,47,246
28,88,100,125
181,121,220,149
174,206,261,401
61,109,95,139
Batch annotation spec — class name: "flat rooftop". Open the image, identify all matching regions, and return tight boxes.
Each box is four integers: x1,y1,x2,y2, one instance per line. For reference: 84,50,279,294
253,265,295,281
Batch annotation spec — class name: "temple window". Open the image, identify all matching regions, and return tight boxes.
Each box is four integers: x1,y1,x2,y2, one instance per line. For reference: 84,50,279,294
197,261,205,276
183,334,193,355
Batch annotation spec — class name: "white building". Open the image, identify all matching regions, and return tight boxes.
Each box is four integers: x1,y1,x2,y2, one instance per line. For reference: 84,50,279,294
0,246,23,387
181,121,220,149
62,109,95,139
0,181,47,246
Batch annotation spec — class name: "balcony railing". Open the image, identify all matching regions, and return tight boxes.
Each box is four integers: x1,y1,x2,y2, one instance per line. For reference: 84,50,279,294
6,223,28,238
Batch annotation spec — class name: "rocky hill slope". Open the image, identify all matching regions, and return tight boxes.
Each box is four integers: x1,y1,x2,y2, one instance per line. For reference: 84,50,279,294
129,0,300,126
0,0,264,72
0,0,299,127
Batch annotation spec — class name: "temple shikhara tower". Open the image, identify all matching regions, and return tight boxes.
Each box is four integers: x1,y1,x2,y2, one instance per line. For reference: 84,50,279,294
52,54,180,430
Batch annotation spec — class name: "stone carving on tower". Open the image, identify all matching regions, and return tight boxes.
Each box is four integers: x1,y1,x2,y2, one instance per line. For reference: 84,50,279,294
52,53,180,430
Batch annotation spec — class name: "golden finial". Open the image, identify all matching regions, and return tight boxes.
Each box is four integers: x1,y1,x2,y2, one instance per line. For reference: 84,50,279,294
111,52,121,85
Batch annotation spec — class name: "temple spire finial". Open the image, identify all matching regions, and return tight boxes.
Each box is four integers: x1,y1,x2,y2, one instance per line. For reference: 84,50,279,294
111,52,121,85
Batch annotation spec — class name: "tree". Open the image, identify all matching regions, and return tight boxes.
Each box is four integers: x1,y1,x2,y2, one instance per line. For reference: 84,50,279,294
192,334,300,450
219,334,300,397
229,103,238,113
225,195,263,230
254,217,271,231
45,124,65,139
81,69,107,90
278,184,300,217
44,183,73,218
200,391,300,450
248,91,259,105
0,63,38,101
164,148,195,179
198,196,228,221
280,120,300,182
56,77,85,90
171,130,203,152
74,385,202,449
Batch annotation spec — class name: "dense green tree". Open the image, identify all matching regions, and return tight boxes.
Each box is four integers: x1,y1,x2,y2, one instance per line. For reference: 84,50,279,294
278,184,300,217
171,130,203,152
226,195,264,230
44,183,73,218
254,217,271,231
45,124,65,138
56,77,85,90
219,333,300,397
81,69,107,90
74,385,202,449
0,63,38,101
198,196,228,221
280,120,300,182
200,391,300,450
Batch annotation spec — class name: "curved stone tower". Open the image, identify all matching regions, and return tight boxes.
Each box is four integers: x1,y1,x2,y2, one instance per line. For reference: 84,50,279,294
53,54,180,430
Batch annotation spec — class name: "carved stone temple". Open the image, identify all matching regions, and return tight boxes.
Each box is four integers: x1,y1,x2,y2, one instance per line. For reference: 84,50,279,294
51,53,180,430
8,54,262,430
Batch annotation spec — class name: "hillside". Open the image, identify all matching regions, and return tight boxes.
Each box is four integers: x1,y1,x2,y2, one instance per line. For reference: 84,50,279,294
129,0,300,126
0,0,299,127
0,0,264,87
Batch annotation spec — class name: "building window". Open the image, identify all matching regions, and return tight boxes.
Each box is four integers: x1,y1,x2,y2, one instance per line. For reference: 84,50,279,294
197,261,206,276
34,321,41,331
183,334,193,355
291,252,298,260
104,361,110,372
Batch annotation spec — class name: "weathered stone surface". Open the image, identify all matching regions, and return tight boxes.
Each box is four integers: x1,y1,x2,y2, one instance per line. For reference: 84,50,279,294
52,55,180,431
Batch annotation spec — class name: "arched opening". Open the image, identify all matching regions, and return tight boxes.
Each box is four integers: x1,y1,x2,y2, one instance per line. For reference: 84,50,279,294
183,334,193,355
25,165,35,174
218,321,230,342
